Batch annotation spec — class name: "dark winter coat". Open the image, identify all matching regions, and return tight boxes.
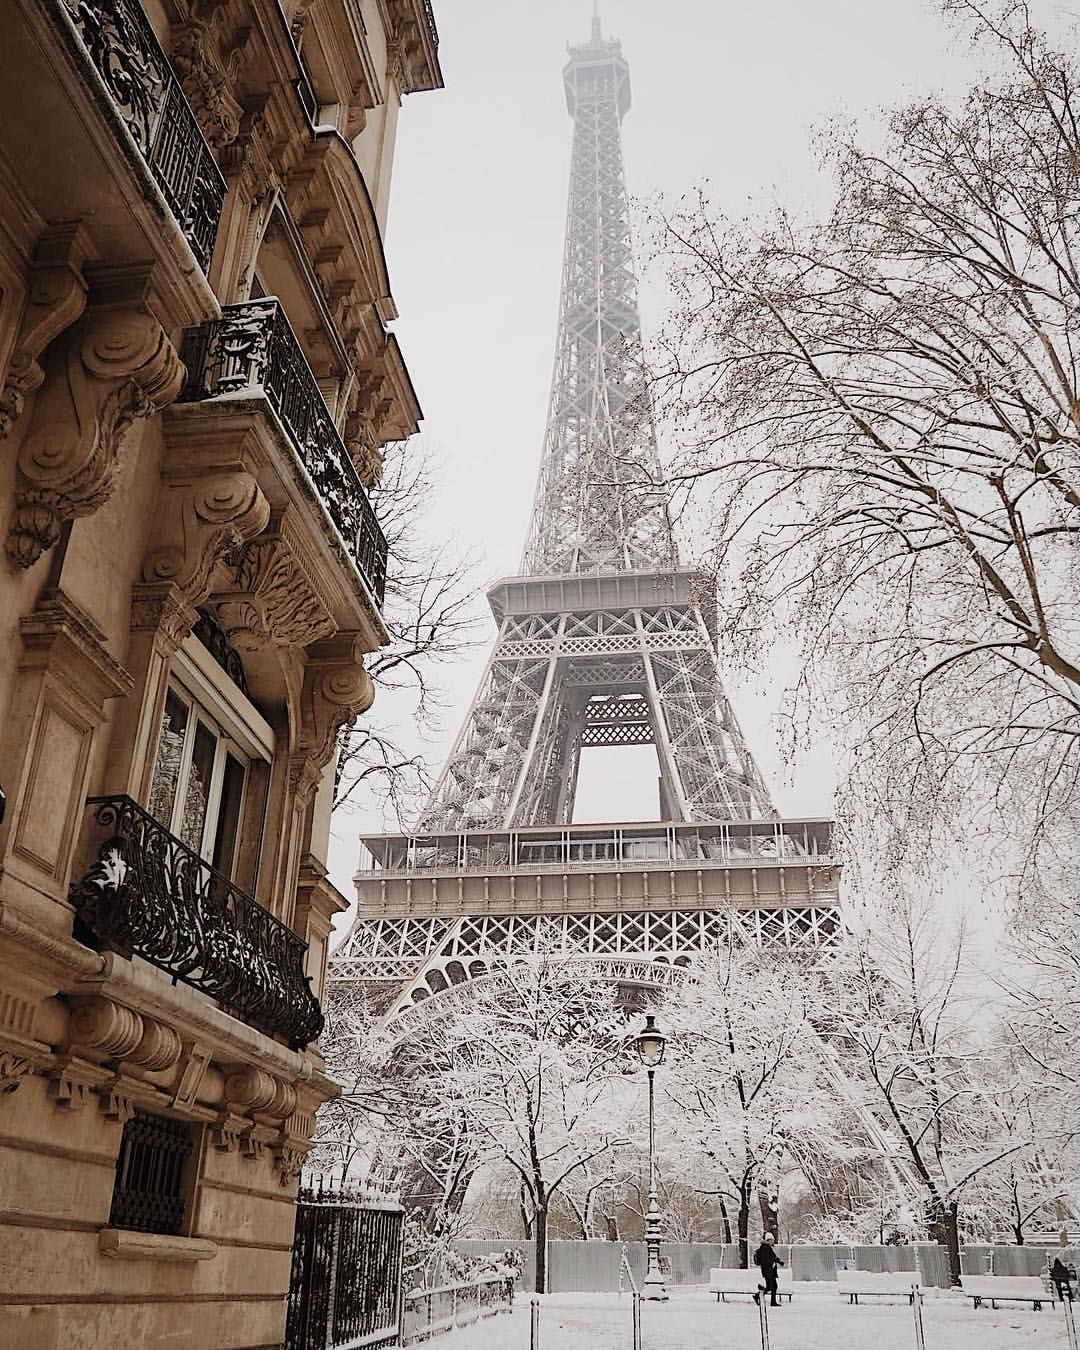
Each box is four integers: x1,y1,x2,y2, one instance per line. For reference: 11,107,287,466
754,1243,783,1274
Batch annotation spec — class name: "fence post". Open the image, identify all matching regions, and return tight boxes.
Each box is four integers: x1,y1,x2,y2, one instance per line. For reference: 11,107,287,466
1064,1293,1079,1350
530,1296,541,1350
632,1291,642,1350
912,1286,926,1350
757,1287,770,1350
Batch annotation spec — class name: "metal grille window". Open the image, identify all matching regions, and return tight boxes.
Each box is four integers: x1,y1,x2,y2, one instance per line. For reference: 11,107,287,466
109,1110,194,1236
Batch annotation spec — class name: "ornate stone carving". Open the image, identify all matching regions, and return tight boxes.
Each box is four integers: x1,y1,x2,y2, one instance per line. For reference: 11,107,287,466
223,1065,277,1114
224,1066,298,1122
0,223,92,439
0,1052,34,1095
129,1019,183,1072
276,1141,308,1188
98,1085,136,1125
290,633,375,800
213,1112,250,1153
214,523,336,651
49,1056,112,1109
171,21,245,150
141,472,270,608
129,582,200,648
68,996,144,1060
7,302,185,567
172,1042,212,1109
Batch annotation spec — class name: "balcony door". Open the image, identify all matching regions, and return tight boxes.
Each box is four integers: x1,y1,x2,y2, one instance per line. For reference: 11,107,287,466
148,687,250,879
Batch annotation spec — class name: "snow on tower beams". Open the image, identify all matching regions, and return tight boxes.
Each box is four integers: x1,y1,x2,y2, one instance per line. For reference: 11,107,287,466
522,11,673,576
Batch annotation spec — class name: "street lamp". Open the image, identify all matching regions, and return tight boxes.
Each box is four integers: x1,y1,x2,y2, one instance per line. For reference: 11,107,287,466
634,1013,668,1302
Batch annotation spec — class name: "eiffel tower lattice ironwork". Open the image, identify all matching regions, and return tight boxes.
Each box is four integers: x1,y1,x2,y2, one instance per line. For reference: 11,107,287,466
333,18,841,1017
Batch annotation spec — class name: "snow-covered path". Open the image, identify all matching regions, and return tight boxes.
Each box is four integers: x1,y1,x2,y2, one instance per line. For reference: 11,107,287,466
428,1288,1073,1350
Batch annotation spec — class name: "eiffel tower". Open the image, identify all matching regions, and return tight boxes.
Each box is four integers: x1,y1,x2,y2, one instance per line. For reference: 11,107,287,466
332,16,840,1025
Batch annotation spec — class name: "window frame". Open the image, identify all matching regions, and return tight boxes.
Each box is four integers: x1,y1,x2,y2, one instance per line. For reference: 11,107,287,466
148,636,274,877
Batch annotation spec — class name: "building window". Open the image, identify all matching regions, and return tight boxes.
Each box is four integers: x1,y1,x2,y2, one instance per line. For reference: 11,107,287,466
146,632,275,887
109,1109,195,1236
148,685,252,877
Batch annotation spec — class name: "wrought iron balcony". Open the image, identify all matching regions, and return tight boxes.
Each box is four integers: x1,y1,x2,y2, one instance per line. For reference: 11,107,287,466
179,299,389,606
59,0,226,271
71,795,324,1049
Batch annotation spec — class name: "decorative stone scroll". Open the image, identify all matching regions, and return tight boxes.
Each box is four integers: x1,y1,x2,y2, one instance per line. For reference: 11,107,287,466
289,632,375,801
141,472,270,609
7,296,185,567
0,223,92,440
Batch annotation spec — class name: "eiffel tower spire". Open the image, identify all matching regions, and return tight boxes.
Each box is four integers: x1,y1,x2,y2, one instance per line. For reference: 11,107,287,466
332,24,840,1018
523,18,674,576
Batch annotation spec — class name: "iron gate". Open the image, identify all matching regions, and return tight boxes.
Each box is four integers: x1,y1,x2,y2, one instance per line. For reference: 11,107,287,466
285,1187,404,1349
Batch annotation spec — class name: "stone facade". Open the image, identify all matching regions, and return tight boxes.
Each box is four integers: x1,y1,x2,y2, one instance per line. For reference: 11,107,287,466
0,1,441,1346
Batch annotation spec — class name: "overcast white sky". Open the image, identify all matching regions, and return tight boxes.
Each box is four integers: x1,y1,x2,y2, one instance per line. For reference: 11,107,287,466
326,0,1077,900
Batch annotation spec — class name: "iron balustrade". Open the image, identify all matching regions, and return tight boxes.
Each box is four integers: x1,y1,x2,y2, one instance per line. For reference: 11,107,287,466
70,794,324,1049
180,299,389,606
421,0,440,49
59,0,226,271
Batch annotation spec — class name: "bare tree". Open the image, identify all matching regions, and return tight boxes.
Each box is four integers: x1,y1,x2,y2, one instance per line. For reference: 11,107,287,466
419,955,630,1292
820,897,1032,1282
334,438,480,820
650,1,1080,877
660,946,845,1266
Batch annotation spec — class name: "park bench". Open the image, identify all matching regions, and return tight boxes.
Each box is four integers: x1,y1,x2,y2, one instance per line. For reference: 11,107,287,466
708,1267,792,1303
960,1275,1048,1310
836,1271,918,1304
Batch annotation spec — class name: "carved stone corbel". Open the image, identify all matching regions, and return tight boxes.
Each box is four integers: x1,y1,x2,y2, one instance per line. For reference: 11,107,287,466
7,289,185,567
213,1111,250,1153
289,632,375,801
171,20,245,150
213,518,336,651
141,472,270,609
49,1055,113,1110
0,222,92,439
276,1141,308,1188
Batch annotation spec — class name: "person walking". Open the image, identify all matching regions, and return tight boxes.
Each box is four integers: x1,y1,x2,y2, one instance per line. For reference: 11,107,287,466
1051,1256,1074,1301
753,1233,784,1307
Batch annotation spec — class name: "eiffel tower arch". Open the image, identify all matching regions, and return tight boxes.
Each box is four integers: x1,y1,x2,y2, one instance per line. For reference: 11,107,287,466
332,16,841,1019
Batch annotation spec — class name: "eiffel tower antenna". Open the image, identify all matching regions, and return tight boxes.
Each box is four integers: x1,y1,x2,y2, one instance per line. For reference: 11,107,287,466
333,23,840,1018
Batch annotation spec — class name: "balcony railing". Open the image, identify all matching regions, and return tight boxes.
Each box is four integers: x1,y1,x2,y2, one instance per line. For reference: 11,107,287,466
421,0,440,49
59,0,226,271
70,795,324,1049
179,299,389,606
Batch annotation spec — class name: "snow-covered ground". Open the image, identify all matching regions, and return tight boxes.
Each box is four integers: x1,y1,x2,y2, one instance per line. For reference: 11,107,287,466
427,1287,1073,1350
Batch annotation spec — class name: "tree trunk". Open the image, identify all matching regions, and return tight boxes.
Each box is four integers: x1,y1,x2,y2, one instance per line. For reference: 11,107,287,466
534,1204,549,1294
737,1185,751,1268
944,1202,961,1287
717,1195,732,1246
929,1199,962,1286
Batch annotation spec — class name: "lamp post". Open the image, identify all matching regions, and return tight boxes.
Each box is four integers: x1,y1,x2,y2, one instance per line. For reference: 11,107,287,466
634,1013,668,1302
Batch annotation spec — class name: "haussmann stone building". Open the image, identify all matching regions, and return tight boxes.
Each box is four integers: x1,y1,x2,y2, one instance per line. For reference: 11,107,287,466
0,0,441,1344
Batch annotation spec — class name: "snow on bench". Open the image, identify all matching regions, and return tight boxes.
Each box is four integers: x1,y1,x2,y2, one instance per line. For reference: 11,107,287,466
707,1267,792,1303
960,1276,1048,1310
836,1271,917,1304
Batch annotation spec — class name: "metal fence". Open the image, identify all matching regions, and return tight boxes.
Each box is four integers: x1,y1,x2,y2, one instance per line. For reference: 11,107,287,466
285,1190,404,1350
402,1273,514,1343
453,1238,1069,1292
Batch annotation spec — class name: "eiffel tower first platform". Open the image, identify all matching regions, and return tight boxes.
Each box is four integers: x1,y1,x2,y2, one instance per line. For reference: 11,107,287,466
332,17,840,1023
